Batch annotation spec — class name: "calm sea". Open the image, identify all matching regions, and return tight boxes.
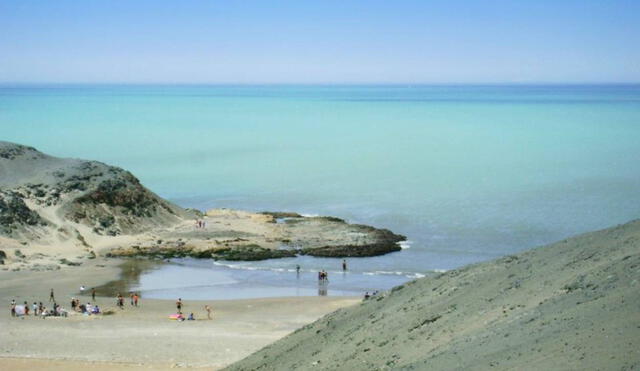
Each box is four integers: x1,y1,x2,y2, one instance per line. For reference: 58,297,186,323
2,85,639,298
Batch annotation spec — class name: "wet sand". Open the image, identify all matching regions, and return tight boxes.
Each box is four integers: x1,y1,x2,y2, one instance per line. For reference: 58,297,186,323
0,258,359,369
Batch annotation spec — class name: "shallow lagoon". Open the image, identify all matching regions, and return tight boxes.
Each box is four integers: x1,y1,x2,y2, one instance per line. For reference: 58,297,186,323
102,257,417,300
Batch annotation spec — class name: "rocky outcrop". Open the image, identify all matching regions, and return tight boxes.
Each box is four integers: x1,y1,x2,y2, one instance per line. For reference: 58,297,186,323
301,226,404,257
0,141,407,262
67,169,179,235
106,243,296,261
0,190,49,237
210,245,297,260
0,141,187,238
301,242,401,257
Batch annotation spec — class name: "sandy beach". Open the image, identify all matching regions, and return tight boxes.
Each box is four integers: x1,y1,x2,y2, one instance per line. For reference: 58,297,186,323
0,258,359,369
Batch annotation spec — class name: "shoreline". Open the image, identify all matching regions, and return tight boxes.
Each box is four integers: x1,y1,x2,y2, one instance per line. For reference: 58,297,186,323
93,256,420,301
0,257,360,369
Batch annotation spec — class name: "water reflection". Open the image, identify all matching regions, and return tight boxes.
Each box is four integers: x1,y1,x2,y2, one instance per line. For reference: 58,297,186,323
318,281,328,296
94,259,164,297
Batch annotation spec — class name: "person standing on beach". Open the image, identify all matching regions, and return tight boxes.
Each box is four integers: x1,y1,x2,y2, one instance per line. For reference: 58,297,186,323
130,292,134,306
176,298,183,313
117,294,124,309
205,305,212,320
49,289,55,302
133,293,139,307
91,288,96,302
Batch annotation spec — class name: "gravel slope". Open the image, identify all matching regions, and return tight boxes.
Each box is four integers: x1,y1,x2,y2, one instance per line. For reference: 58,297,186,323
228,219,640,370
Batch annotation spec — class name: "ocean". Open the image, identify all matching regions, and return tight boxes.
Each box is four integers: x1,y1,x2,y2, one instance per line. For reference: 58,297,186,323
2,84,640,299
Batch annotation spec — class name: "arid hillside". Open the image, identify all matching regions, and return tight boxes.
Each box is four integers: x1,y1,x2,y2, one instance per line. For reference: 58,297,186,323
228,220,640,371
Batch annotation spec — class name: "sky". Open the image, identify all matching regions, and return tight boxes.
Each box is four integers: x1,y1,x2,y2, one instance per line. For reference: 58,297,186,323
0,0,639,84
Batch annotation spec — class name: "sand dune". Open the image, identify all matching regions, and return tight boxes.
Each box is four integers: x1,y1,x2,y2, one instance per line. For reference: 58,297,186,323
228,220,640,370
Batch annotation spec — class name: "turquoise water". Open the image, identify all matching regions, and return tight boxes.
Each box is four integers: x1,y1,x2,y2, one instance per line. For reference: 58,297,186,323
2,85,640,296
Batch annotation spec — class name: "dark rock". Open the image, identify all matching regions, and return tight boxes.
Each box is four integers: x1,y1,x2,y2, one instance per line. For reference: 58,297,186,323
0,143,38,160
0,191,49,236
259,211,303,218
302,242,402,258
59,258,81,266
211,245,297,261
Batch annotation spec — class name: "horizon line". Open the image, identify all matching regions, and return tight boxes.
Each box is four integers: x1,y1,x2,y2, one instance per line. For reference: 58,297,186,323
1,81,640,87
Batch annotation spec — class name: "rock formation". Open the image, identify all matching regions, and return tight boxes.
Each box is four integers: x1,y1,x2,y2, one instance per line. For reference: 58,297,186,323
0,141,405,263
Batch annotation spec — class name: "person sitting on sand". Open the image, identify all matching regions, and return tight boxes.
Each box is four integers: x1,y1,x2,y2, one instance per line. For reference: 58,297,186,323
92,305,100,314
24,301,29,315
188,313,195,320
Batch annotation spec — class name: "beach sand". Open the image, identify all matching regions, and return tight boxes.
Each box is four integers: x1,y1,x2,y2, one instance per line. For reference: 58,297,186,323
0,258,359,369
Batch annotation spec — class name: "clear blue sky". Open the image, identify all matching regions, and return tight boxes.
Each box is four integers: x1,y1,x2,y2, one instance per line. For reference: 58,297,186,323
1,0,639,83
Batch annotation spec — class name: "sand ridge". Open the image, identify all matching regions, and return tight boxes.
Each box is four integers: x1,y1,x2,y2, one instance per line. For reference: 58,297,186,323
228,219,640,370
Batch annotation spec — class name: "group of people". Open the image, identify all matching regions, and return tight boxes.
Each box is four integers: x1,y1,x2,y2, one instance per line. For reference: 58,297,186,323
115,291,141,309
10,296,68,318
71,298,100,315
318,270,329,282
363,290,380,300
195,220,207,229
9,286,103,318
171,299,214,321
302,260,348,283
9,288,219,323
